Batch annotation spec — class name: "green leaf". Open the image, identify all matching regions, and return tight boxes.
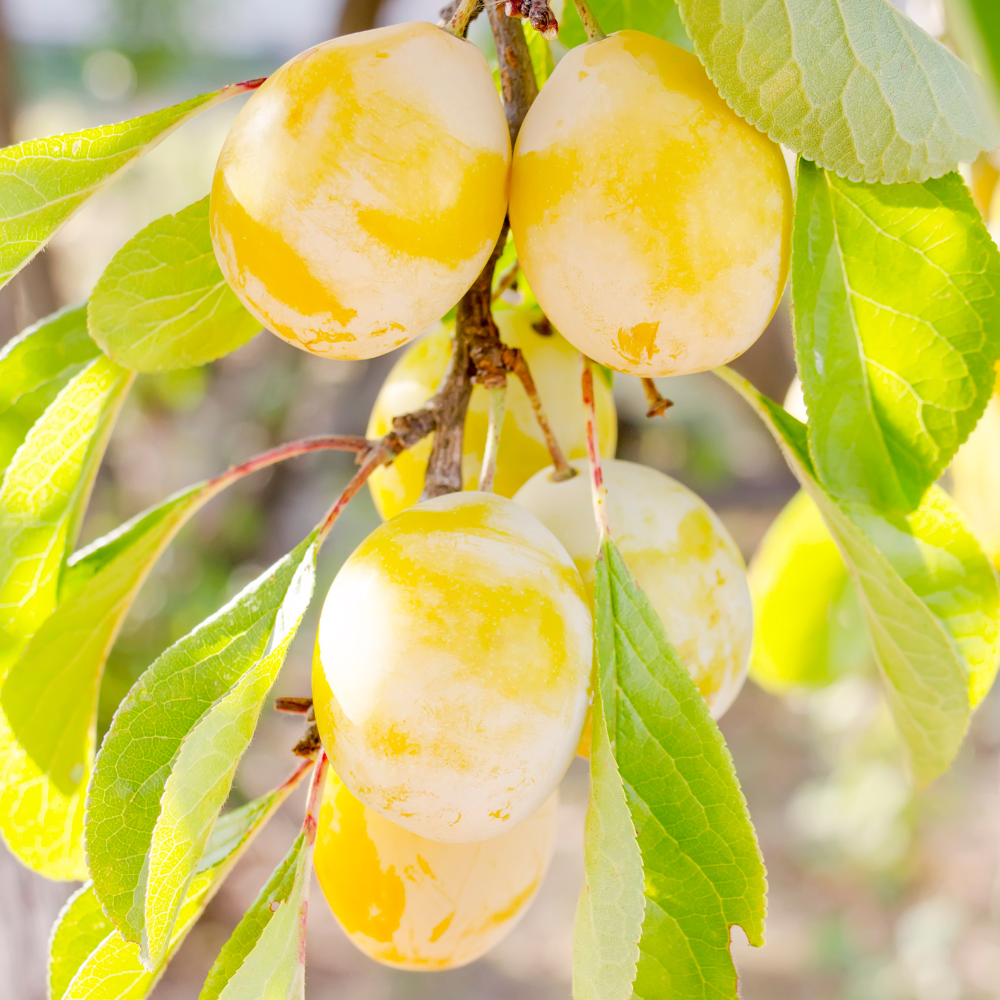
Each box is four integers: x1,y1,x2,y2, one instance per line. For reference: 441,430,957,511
674,0,1000,183
0,303,98,476
559,0,691,51
716,368,998,784
199,829,311,1000
49,782,299,1000
581,537,766,1000
748,490,871,692
793,159,1000,514
0,356,132,879
523,23,555,87
0,474,243,879
0,82,258,290
88,196,261,372
0,355,133,649
86,534,319,965
572,687,645,1000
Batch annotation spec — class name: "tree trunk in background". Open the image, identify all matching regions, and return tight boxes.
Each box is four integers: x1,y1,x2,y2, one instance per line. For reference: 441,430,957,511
0,0,58,350
333,0,382,37
0,3,73,998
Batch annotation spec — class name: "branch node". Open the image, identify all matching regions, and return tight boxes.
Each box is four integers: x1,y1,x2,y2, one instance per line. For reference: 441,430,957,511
641,377,674,419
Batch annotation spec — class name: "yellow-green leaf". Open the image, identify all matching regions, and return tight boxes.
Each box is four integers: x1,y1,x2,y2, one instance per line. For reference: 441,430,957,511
88,197,260,372
0,303,98,476
49,781,300,1000
0,82,259,290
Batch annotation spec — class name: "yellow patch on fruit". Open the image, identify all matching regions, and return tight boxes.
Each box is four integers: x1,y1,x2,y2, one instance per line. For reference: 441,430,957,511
514,458,752,720
315,769,557,969
312,491,592,842
366,305,618,520
210,22,510,360
509,30,792,377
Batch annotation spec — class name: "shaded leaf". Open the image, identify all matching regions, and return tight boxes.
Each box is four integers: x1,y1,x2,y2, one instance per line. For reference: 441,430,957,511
86,534,318,964
0,82,258,290
946,0,1000,111
794,160,1000,513
675,0,1000,182
717,368,999,784
572,688,644,1000
0,303,98,476
88,196,260,372
49,782,300,1000
580,537,766,1000
199,830,310,1000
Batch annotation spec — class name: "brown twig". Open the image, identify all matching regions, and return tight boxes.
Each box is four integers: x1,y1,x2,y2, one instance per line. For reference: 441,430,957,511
504,0,558,39
275,697,313,715
292,724,322,759
641,378,674,419
420,9,540,499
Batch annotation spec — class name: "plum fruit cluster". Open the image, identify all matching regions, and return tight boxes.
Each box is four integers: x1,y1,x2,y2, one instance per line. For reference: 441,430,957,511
211,18,786,971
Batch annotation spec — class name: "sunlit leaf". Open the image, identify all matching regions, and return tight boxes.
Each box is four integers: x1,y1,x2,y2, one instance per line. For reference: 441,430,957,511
0,356,132,879
794,160,1000,513
0,82,259,290
0,303,98,476
675,0,1000,182
749,490,871,692
86,534,318,966
88,196,260,372
576,537,766,999
717,368,999,784
572,688,644,1000
49,781,300,1000
198,827,312,1000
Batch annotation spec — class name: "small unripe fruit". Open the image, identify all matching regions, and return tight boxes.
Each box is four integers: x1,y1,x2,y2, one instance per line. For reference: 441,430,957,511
312,491,592,842
211,22,510,360
509,31,792,377
315,769,557,969
514,459,751,718
366,305,618,519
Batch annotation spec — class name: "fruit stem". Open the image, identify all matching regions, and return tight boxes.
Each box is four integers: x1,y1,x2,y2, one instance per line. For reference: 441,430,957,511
442,0,482,38
302,749,329,847
491,259,521,303
207,435,370,494
317,443,391,542
504,345,577,481
572,0,606,41
582,357,610,539
641,378,674,419
478,385,507,492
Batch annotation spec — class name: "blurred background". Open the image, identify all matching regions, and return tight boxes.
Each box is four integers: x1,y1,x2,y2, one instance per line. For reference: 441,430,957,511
4,1,1000,998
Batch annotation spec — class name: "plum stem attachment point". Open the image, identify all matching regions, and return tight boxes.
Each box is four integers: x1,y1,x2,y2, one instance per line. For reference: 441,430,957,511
442,0,483,37
572,0,605,41
641,378,674,419
504,345,576,480
582,357,610,540
479,385,507,492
